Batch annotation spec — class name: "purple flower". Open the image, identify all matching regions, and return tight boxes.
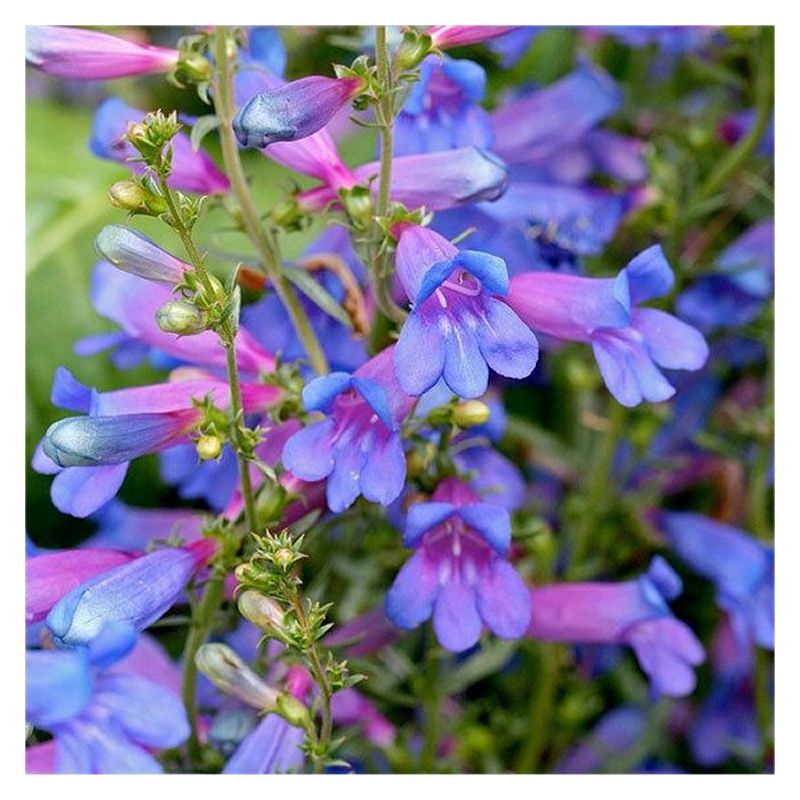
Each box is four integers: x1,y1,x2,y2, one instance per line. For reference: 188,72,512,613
719,109,774,156
299,147,509,213
34,367,278,517
331,689,396,748
393,224,538,398
27,548,137,625
395,55,493,156
282,347,415,512
655,511,773,649
26,623,189,773
26,26,179,80
233,75,364,148
385,478,531,652
84,500,206,551
46,540,217,646
234,27,287,106
506,245,709,406
80,261,275,376
89,97,230,195
222,713,305,774
528,558,705,697
491,68,621,167
425,26,521,50
94,224,190,285
676,220,774,331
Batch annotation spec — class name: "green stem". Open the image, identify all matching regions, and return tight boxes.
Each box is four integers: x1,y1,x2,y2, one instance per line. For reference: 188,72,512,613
181,573,225,764
680,28,773,227
515,643,559,772
370,26,407,326
567,401,626,579
290,594,334,772
212,27,329,375
419,632,442,773
223,338,258,535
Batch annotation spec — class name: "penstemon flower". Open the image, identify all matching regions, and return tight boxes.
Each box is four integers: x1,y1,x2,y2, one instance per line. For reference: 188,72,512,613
393,224,538,398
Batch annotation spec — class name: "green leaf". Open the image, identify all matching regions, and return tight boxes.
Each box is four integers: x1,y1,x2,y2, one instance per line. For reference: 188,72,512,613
282,267,353,329
190,115,221,152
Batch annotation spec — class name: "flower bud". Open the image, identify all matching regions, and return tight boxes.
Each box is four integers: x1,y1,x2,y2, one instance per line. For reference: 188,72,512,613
195,643,279,711
196,434,223,461
108,180,168,216
255,482,289,526
237,590,285,633
155,300,208,335
174,52,212,84
454,400,491,428
275,692,312,731
395,30,432,71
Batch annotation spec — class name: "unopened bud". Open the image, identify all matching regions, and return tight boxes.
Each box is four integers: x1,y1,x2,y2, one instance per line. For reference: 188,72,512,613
255,482,289,525
276,692,312,731
196,434,223,461
155,299,208,335
237,590,285,633
340,186,374,229
427,404,454,427
108,180,168,216
175,52,212,83
195,643,279,711
271,198,306,231
454,400,491,429
275,547,294,570
395,30,433,71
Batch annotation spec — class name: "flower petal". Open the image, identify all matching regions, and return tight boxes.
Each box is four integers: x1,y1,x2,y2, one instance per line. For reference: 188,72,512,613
360,432,406,506
476,559,532,639
433,578,482,652
443,319,488,399
476,298,539,380
281,419,336,481
385,550,439,630
632,308,709,371
395,310,446,396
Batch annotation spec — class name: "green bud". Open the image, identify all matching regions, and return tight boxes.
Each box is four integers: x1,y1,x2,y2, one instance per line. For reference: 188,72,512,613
271,198,307,231
255,482,289,525
427,404,454,427
395,30,433,71
175,52,212,83
339,185,374,230
275,547,295,570
195,643,279,711
454,400,491,429
196,434,223,461
155,300,208,335
237,590,285,633
108,180,168,216
276,692,312,731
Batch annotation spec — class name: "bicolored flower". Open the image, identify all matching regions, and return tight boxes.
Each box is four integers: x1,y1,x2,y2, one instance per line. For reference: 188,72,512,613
425,26,521,50
27,548,137,625
655,511,773,649
298,146,509,213
34,367,278,517
385,478,530,652
393,224,538,398
46,540,216,646
79,261,274,376
233,75,364,149
282,347,415,512
506,245,709,406
26,623,189,773
676,220,774,331
26,26,179,80
90,97,230,195
395,55,493,156
528,558,705,697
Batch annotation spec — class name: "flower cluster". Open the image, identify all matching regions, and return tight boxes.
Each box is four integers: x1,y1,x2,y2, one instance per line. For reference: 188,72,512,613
25,24,773,775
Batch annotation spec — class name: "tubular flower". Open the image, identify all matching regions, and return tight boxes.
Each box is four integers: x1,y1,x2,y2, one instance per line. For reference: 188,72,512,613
33,367,279,517
298,146,510,213
46,540,217,646
90,98,230,194
26,26,179,80
527,558,706,697
506,245,709,406
79,261,275,376
385,478,531,653
27,548,137,625
94,225,190,285
282,346,415,512
393,224,538,398
425,26,521,50
26,623,189,773
233,75,364,148
654,511,774,649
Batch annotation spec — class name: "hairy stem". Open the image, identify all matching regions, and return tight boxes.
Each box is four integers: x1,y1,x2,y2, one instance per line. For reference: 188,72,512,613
212,27,329,375
182,573,225,764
